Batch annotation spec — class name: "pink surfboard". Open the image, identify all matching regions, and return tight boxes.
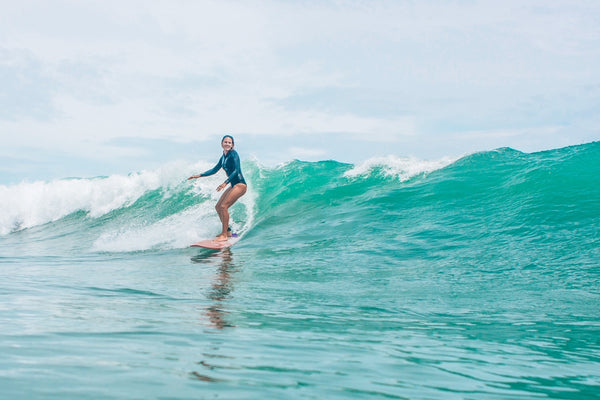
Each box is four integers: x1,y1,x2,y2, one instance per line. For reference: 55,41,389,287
190,236,240,250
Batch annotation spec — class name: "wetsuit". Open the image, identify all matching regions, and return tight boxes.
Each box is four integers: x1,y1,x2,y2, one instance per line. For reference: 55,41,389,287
201,149,246,186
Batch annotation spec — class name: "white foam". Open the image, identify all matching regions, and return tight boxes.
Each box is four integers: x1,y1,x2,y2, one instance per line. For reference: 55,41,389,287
344,155,457,181
92,203,218,252
0,161,210,235
1,158,256,253
92,180,256,252
88,160,255,252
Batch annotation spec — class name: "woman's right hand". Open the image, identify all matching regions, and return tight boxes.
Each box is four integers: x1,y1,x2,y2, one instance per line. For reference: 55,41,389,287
187,174,202,180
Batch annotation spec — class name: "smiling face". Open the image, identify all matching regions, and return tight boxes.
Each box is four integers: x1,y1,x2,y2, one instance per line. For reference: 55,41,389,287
221,135,234,153
221,137,234,152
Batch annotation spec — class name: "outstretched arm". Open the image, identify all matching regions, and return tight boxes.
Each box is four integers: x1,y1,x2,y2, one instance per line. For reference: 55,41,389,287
188,157,223,180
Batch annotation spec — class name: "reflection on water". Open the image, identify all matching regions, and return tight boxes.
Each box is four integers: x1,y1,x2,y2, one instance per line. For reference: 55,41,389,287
190,248,240,382
191,248,238,329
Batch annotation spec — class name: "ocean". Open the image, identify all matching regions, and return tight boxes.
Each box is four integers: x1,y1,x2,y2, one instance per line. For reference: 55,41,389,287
1,142,599,399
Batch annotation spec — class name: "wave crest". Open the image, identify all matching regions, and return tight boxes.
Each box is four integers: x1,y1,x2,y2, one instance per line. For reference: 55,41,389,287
344,155,457,181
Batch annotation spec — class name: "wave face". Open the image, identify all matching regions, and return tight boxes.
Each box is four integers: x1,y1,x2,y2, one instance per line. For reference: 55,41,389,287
1,142,598,259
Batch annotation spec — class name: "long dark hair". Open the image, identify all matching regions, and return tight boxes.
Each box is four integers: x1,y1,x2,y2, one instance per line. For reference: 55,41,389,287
221,135,235,148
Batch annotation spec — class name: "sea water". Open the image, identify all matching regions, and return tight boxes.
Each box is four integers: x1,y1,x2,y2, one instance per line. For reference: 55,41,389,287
1,142,599,399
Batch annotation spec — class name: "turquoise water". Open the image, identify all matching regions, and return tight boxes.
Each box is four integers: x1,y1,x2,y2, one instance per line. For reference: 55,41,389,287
1,142,599,399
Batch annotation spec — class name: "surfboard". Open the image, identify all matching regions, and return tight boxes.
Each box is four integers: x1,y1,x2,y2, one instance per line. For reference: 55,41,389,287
190,236,240,250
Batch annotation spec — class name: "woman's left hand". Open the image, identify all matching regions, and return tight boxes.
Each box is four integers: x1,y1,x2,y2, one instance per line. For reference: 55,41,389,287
217,183,228,192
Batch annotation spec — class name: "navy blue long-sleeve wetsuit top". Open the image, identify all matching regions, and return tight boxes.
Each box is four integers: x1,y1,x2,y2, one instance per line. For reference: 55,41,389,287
201,150,246,186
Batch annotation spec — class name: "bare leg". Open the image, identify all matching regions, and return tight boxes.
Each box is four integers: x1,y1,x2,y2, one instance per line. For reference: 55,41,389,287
215,183,247,241
215,186,233,237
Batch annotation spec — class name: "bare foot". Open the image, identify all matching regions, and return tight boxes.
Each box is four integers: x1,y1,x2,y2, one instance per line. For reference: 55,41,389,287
214,234,228,242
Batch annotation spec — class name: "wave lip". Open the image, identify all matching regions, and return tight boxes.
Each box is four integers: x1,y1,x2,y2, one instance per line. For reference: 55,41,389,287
344,155,457,181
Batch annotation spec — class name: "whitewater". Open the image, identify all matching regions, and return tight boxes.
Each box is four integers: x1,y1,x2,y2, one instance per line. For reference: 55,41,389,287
1,142,599,399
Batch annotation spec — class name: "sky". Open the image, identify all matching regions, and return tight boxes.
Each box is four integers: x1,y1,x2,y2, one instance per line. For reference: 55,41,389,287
1,0,599,183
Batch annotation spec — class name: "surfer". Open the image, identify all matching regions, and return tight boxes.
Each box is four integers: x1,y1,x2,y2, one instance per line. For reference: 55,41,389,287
188,135,247,241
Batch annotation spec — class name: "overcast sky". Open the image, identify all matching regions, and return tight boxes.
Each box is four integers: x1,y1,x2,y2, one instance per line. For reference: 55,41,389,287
1,0,599,182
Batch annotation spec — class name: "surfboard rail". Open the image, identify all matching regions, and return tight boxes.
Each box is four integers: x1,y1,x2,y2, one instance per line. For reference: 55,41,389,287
190,236,240,249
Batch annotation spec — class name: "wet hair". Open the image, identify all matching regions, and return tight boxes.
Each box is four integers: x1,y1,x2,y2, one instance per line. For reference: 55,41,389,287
221,135,235,147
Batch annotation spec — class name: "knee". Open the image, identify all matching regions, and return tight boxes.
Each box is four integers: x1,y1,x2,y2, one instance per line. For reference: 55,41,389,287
215,203,227,213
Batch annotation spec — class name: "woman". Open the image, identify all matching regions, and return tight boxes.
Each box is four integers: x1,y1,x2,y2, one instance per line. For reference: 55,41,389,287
188,135,247,241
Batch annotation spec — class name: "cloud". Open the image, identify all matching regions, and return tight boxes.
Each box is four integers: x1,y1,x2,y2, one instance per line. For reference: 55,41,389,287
0,48,56,120
1,0,599,181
